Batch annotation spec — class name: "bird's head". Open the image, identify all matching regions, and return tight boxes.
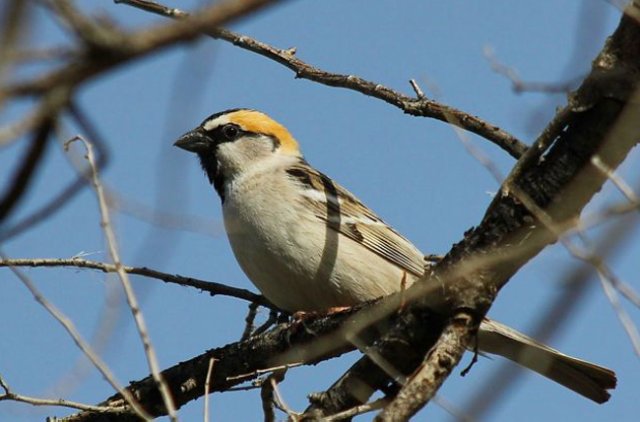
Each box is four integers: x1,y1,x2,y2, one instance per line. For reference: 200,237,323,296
175,109,301,198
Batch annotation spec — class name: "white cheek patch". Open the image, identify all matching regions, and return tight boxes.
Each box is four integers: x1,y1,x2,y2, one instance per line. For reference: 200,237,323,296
203,115,231,131
215,141,237,160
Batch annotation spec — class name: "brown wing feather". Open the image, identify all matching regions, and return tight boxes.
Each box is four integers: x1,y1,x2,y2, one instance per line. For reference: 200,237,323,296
286,162,425,277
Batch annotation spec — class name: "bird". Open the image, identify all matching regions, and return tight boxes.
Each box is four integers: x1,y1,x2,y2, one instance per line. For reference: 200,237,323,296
174,108,616,403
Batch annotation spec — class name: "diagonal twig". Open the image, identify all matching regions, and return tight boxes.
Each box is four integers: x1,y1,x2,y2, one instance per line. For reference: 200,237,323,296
0,117,52,222
0,252,150,420
64,136,178,420
0,104,109,242
374,312,475,421
116,0,528,159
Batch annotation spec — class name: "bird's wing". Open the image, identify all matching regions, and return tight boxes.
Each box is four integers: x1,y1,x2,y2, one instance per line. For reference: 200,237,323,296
286,161,425,277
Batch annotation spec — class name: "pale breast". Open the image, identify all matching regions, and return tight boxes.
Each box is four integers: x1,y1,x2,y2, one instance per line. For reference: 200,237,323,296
221,164,423,312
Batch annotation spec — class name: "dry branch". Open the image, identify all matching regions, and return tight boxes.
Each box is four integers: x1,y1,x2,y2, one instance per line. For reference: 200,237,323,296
0,117,53,221
0,104,110,242
4,0,281,98
375,312,474,421
0,373,112,414
54,306,365,421
66,136,177,420
307,4,640,418
116,0,528,159
1,253,150,420
0,257,273,308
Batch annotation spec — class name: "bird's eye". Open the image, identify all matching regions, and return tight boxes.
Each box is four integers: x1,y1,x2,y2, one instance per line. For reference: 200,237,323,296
222,124,239,140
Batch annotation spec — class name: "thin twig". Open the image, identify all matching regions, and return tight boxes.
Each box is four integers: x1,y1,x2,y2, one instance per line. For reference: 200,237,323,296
4,0,284,107
241,302,260,340
462,208,634,417
252,310,280,336
115,0,189,18
116,0,528,159
46,0,118,48
0,0,27,96
203,358,217,422
570,199,640,234
432,395,476,422
105,187,224,237
64,136,178,420
0,257,274,308
0,373,115,413
508,181,640,352
267,370,299,420
226,363,303,382
484,45,583,94
0,104,109,242
0,90,67,146
409,79,426,99
591,155,640,204
0,252,150,420
3,46,73,63
260,374,276,422
322,397,389,422
440,96,504,183
0,118,51,221
597,270,640,355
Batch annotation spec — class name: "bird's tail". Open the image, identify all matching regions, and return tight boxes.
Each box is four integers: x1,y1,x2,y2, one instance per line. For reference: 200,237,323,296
477,318,616,403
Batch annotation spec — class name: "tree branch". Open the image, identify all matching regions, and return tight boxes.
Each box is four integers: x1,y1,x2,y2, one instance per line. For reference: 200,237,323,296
53,306,366,421
0,116,52,222
375,312,474,421
4,0,284,98
0,104,109,242
65,136,177,420
117,0,528,159
308,4,640,418
0,257,274,308
0,373,114,414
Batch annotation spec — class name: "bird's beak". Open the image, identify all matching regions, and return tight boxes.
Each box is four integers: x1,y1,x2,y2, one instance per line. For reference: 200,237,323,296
174,128,210,153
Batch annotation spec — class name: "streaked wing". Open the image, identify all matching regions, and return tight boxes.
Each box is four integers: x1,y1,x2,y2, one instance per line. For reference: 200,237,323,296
286,161,425,276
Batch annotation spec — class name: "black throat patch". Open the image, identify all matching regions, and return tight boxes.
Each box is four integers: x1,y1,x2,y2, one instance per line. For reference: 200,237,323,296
198,152,225,202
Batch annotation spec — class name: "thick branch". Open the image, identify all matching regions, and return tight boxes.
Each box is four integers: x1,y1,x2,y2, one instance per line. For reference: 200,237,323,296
375,312,474,421
310,5,640,418
54,306,367,421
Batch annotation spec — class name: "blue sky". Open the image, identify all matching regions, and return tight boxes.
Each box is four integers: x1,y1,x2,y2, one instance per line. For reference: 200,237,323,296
1,1,638,421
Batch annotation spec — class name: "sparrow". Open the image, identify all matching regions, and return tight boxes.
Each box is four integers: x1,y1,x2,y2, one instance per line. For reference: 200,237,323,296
175,108,616,403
